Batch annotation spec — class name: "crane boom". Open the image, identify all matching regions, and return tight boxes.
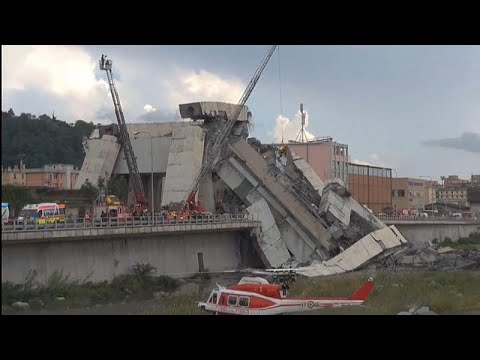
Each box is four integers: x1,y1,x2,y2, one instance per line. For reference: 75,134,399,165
184,45,278,202
99,55,146,206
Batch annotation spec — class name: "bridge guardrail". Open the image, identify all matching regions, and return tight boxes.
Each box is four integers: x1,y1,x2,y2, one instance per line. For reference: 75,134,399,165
1,213,260,233
377,215,479,223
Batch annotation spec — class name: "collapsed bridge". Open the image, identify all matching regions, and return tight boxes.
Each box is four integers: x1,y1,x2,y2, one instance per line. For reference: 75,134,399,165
74,101,408,276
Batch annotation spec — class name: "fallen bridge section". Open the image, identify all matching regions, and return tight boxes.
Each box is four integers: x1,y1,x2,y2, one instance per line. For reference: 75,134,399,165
246,197,291,268
217,147,333,262
270,225,408,277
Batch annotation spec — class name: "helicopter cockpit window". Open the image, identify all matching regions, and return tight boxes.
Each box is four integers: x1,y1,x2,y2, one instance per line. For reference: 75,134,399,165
228,296,238,306
211,293,218,304
239,297,250,307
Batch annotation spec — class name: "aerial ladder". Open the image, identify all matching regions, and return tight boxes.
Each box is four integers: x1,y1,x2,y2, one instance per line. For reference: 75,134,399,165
99,55,147,215
182,45,278,206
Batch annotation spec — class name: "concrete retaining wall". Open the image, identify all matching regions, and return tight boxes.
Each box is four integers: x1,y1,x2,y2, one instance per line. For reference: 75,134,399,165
2,231,251,285
394,223,480,248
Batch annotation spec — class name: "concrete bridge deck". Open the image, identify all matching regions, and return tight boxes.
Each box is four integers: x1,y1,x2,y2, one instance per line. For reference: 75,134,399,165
1,214,261,244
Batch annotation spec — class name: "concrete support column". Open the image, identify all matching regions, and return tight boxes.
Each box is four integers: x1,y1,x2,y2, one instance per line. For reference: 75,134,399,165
199,172,215,212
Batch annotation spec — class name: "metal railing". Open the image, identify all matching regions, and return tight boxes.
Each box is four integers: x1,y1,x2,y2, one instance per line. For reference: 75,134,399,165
1,213,260,233
377,215,479,223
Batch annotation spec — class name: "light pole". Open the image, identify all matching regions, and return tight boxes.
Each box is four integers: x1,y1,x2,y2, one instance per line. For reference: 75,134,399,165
133,131,154,220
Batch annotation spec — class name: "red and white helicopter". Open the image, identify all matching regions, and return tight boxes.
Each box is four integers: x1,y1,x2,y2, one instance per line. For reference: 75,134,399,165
197,272,375,315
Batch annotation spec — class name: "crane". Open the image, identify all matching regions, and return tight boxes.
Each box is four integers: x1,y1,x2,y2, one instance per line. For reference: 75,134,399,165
183,45,278,205
99,55,147,214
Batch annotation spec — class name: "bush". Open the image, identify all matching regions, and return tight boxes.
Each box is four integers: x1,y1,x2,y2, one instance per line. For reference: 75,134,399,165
2,263,180,310
442,237,452,244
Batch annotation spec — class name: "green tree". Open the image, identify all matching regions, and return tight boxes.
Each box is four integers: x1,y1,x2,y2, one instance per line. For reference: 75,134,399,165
80,180,99,204
1,110,96,169
107,175,129,204
1,185,36,217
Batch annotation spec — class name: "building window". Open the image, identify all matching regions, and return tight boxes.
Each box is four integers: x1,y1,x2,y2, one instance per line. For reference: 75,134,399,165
392,190,395,197
398,190,405,197
13,174,16,179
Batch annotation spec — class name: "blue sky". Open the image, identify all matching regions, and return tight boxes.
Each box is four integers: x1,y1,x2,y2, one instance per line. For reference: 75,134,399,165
2,45,479,180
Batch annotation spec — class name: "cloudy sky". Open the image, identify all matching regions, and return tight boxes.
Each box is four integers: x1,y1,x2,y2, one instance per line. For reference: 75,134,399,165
2,45,479,180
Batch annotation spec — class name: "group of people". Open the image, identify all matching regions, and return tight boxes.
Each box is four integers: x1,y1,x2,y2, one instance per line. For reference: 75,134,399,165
100,54,109,68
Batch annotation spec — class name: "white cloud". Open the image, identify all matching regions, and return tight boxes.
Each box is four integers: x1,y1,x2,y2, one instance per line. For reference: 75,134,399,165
2,45,110,120
165,69,244,109
143,104,157,113
351,153,388,168
2,46,247,124
272,109,315,143
351,159,374,166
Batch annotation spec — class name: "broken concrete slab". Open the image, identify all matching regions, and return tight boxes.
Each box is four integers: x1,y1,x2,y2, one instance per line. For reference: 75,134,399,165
246,198,291,268
179,102,251,122
281,225,408,277
437,246,455,254
292,152,325,195
319,180,386,231
75,134,121,189
161,126,206,206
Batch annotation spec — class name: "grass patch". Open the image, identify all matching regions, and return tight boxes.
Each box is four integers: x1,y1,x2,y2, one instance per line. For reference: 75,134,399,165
2,263,180,311
442,232,480,251
135,270,480,315
289,270,480,315
147,295,205,315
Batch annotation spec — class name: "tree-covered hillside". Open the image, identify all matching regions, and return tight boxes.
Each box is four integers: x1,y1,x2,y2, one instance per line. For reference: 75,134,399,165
1,109,96,169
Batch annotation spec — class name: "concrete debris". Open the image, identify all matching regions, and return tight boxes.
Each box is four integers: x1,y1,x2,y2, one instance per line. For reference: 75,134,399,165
276,225,408,277
12,301,30,310
247,198,291,268
377,245,480,271
153,291,169,298
292,153,325,195
437,247,454,254
78,98,411,278
216,136,409,274
398,306,438,315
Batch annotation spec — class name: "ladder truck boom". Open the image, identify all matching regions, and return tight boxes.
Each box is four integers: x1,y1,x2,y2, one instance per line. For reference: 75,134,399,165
99,55,147,208
183,45,277,202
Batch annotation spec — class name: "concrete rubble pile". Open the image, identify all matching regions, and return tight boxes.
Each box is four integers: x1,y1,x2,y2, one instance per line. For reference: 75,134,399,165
76,100,411,277
397,306,438,315
188,104,410,276
377,244,480,271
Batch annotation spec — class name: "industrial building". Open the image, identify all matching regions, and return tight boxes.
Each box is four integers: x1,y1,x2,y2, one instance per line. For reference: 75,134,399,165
287,138,349,185
392,178,428,212
348,163,392,214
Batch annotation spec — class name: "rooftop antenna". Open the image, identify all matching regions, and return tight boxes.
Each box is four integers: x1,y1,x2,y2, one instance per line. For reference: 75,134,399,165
295,103,308,143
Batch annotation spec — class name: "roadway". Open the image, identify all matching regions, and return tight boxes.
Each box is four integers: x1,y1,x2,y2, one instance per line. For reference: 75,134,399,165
1,213,262,243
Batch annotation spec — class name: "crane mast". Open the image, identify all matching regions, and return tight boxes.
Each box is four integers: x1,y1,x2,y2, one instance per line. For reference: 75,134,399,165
184,45,278,202
99,55,146,208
